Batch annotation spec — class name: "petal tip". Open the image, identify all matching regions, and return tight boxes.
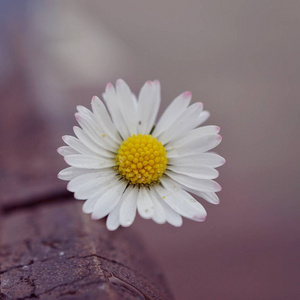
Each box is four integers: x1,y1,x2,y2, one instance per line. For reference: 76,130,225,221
120,221,132,228
193,214,206,222
74,113,80,121
91,96,98,102
215,183,222,192
91,214,99,220
183,91,192,99
107,226,118,231
106,82,113,90
116,79,123,86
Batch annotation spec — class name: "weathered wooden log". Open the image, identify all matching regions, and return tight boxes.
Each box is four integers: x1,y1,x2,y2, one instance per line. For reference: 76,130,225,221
0,200,172,299
0,74,173,299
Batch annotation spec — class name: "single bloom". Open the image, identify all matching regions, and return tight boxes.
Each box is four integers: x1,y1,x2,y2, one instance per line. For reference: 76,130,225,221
58,79,225,230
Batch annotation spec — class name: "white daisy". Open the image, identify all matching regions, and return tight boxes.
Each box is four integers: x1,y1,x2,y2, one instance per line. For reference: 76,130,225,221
58,79,225,230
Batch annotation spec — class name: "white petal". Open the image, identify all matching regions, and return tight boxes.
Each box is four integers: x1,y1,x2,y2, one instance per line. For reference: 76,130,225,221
138,80,161,134
73,126,116,158
157,195,183,227
168,153,226,168
197,110,210,126
75,112,118,152
77,103,121,147
57,167,94,181
153,91,191,137
167,134,222,157
131,92,138,105
102,83,130,139
74,182,103,200
137,81,154,134
166,209,183,227
157,103,203,145
91,181,127,220
57,146,78,157
183,188,220,205
159,178,207,221
62,135,100,157
119,186,139,227
167,165,219,179
193,125,220,135
116,79,138,136
74,173,116,200
91,96,122,144
106,198,123,231
64,154,115,169
82,191,104,214
137,188,154,219
198,191,220,204
67,169,114,192
76,105,94,117
82,197,98,214
82,176,120,214
165,171,221,192
148,188,166,224
166,126,220,147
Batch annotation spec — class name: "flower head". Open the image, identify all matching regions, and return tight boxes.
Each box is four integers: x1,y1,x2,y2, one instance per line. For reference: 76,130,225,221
58,79,225,230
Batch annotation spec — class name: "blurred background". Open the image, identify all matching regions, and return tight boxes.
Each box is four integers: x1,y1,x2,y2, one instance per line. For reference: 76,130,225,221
1,1,299,299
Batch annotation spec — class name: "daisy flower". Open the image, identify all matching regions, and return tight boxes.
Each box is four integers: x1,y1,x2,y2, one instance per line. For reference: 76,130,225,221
58,79,225,230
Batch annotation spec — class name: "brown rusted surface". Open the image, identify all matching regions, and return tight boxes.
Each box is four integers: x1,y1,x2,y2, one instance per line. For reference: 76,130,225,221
0,74,173,299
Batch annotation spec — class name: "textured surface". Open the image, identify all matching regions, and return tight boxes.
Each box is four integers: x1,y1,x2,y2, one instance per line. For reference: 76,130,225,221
0,201,172,299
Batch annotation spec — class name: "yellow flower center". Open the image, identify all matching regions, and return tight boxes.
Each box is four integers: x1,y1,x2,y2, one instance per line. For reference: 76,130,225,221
116,134,168,185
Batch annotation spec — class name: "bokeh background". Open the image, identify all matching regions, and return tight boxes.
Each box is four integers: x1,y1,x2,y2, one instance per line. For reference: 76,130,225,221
1,1,299,299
